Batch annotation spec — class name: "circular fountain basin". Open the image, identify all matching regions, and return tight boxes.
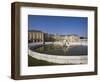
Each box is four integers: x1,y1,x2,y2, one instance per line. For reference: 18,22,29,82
28,42,88,64
30,44,87,56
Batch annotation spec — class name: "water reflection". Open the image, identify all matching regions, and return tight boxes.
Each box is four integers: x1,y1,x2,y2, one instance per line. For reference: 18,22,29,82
30,44,87,56
63,46,69,55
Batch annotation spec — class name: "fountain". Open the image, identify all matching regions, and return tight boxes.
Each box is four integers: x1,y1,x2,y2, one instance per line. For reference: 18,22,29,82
62,40,70,47
28,41,88,64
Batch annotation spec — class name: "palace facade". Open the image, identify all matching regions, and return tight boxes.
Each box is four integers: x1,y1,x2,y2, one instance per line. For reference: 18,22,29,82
28,30,80,43
65,34,80,42
28,30,44,43
53,34,80,42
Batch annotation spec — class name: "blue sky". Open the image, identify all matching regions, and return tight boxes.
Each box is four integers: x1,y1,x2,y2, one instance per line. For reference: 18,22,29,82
28,15,88,37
